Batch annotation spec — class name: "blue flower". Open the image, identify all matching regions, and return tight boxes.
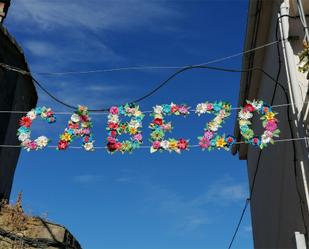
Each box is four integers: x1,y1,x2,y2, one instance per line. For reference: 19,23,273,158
163,105,171,114
210,139,216,147
226,135,236,146
35,107,42,115
240,125,249,133
213,103,222,112
260,104,272,114
66,129,74,135
18,126,30,134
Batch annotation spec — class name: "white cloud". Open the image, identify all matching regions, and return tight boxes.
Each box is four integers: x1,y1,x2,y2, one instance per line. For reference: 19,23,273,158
73,174,103,184
8,0,181,31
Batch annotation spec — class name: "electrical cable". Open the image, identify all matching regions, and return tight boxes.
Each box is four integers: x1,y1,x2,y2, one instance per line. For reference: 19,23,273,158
0,62,289,112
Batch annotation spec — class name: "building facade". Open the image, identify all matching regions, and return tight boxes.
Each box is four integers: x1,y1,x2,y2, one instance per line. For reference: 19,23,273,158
0,23,38,200
233,0,309,248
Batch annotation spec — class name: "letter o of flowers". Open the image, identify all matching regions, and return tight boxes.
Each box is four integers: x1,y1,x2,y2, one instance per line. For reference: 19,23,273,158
149,103,189,153
107,103,144,153
196,101,235,151
17,107,56,151
238,100,280,149
58,105,95,151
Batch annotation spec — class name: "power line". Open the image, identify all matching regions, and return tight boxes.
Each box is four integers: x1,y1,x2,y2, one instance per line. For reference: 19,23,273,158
0,137,308,149
0,40,280,76
0,100,307,115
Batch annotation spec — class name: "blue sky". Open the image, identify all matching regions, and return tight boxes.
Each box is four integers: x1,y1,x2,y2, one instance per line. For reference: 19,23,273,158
5,1,253,248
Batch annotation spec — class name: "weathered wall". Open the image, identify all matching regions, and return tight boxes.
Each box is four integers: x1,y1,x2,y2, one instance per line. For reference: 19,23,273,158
0,24,37,200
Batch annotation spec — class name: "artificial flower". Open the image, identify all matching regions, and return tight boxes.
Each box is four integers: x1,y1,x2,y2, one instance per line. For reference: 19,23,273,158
19,116,32,128
35,136,49,148
71,113,80,123
84,142,94,151
216,138,227,148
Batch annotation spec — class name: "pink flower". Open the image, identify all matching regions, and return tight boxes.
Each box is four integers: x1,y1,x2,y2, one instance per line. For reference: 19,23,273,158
152,141,161,149
206,104,213,111
199,137,210,148
133,133,142,141
179,106,189,114
265,120,277,132
28,141,37,150
81,128,90,135
109,106,119,115
204,131,214,140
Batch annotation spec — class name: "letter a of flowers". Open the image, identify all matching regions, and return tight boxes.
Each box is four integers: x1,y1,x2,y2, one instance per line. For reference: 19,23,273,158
196,101,235,151
17,107,56,151
107,103,144,153
149,103,189,153
58,105,95,151
238,100,280,149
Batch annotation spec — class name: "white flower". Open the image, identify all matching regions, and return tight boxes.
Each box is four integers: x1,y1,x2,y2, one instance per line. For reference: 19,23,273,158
150,147,157,153
108,114,119,123
261,134,271,144
71,113,80,123
18,132,30,142
35,136,49,148
153,105,163,114
84,142,94,151
251,100,262,110
129,120,140,129
238,110,253,120
27,110,36,120
160,140,170,150
195,103,207,115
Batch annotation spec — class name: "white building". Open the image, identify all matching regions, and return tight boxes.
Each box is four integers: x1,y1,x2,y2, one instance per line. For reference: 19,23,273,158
232,0,309,248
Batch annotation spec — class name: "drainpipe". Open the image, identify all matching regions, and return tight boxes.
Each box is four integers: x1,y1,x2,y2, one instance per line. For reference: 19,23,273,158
280,0,309,245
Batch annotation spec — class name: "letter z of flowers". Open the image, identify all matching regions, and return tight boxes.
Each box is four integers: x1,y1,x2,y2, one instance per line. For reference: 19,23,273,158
107,104,144,153
17,107,56,151
149,103,189,153
196,101,235,151
238,100,280,149
58,105,95,151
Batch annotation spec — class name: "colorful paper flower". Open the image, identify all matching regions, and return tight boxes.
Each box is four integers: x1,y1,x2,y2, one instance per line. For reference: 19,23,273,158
149,103,189,153
107,103,144,154
196,101,233,151
238,100,280,149
17,107,56,151
58,105,95,151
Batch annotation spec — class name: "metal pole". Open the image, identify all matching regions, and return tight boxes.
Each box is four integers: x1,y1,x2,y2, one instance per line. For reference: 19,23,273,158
296,0,309,43
280,0,309,243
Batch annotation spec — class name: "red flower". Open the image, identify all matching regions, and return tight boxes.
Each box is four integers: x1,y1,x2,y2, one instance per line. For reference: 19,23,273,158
177,139,188,150
171,105,178,113
107,142,122,152
153,118,163,126
110,130,117,137
84,136,89,143
68,121,79,129
108,122,118,130
80,115,89,122
19,116,32,128
58,140,69,150
244,104,255,112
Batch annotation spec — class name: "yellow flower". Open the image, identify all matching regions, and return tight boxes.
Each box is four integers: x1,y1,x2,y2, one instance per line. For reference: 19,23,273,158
169,140,178,150
129,127,137,135
265,112,275,120
61,133,71,142
216,138,226,148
